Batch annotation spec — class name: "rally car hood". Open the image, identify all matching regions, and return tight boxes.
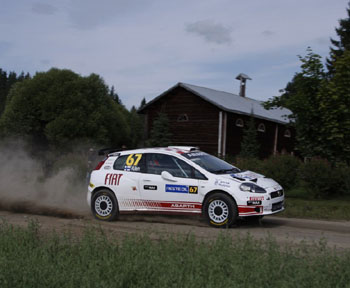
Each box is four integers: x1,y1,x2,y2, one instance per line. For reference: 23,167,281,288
219,170,280,190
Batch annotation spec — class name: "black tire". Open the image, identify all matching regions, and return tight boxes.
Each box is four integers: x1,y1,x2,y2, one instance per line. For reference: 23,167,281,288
203,193,238,228
91,189,119,221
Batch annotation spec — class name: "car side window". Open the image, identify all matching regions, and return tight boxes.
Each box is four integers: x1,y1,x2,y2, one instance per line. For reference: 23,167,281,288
113,154,145,172
145,153,206,179
113,155,128,170
193,169,207,180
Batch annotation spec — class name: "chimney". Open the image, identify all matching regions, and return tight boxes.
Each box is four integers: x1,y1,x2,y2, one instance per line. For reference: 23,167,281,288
235,73,252,97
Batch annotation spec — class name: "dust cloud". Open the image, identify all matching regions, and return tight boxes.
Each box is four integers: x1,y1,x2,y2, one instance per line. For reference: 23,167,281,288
0,140,90,218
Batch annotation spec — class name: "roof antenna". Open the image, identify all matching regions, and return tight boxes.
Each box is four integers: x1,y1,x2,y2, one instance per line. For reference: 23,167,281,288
236,73,252,97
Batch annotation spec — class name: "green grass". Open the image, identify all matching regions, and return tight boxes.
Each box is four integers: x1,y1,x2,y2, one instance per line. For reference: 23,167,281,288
0,221,350,288
279,196,350,221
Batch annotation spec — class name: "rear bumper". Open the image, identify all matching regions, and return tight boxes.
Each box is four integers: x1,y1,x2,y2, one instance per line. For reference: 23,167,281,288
87,187,93,207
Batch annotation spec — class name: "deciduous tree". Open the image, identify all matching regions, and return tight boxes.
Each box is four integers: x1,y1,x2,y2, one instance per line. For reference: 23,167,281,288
0,68,130,150
318,50,350,163
264,48,325,158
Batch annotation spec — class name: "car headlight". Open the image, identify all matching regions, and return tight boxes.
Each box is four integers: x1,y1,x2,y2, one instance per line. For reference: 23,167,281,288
239,183,266,193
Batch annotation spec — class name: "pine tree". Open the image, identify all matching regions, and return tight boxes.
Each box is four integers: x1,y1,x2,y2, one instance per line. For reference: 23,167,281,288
326,2,350,75
0,69,8,115
0,69,29,116
129,105,144,148
147,113,172,147
139,97,146,110
239,116,260,158
109,85,122,105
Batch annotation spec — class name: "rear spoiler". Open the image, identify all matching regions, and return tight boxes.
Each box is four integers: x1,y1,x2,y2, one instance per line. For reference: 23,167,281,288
98,148,123,156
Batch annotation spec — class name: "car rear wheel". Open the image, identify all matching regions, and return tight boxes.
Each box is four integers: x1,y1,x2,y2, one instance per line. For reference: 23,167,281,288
91,190,119,221
204,193,237,228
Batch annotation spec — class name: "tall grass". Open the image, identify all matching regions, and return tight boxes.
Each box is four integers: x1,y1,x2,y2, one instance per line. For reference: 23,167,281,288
0,221,349,288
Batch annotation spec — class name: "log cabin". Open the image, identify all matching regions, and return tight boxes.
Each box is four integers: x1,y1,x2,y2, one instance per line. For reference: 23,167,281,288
139,76,294,158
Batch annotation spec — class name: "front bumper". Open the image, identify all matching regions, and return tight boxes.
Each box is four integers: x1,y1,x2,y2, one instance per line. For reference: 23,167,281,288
238,190,285,216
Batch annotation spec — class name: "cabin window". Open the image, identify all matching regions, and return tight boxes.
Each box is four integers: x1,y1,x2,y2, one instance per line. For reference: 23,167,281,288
284,129,291,138
177,114,189,122
257,123,266,132
235,118,244,127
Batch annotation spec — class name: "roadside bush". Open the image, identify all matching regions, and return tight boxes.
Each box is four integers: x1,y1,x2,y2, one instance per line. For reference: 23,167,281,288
298,158,343,198
232,155,349,199
262,155,301,190
234,157,265,174
333,163,350,196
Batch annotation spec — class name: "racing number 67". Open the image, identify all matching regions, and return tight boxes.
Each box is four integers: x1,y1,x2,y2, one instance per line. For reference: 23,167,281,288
126,154,142,166
189,186,198,194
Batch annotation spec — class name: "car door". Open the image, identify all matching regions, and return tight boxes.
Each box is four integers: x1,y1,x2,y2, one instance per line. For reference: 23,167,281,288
139,153,204,214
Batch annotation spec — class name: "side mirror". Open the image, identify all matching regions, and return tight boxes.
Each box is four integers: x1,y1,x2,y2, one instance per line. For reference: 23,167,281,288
161,171,177,182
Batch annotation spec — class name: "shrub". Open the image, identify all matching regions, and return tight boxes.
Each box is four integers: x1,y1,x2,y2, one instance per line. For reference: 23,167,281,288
297,158,343,198
261,154,301,190
234,157,265,175
333,163,350,196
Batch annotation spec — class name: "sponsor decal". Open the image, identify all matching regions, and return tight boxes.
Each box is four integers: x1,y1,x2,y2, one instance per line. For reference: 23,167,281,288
247,200,262,206
186,152,206,158
105,173,123,185
249,196,264,201
231,170,264,181
214,179,231,188
119,199,202,212
171,203,195,209
124,165,140,172
166,184,189,193
104,166,111,170
144,185,157,190
165,185,198,194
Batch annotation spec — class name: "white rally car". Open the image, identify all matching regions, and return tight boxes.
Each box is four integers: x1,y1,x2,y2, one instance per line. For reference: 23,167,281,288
87,146,284,227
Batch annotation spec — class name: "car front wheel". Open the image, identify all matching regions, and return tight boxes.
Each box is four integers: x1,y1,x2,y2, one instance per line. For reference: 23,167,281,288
91,190,119,221
204,193,237,228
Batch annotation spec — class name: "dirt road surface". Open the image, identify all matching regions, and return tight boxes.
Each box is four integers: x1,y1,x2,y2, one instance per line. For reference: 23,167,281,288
0,207,349,250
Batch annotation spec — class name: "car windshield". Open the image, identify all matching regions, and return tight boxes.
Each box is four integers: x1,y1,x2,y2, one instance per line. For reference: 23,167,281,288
183,152,240,174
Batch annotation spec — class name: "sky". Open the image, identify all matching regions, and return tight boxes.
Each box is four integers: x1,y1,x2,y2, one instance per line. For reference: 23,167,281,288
0,0,349,109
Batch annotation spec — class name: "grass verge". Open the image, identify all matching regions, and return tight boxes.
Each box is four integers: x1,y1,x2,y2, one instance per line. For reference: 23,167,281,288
279,197,350,221
0,221,350,288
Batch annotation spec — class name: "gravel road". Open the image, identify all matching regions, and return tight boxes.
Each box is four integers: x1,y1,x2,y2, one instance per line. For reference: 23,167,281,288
1,208,349,250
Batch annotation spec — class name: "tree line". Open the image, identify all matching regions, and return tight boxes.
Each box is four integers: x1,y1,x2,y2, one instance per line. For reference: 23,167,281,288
0,68,145,152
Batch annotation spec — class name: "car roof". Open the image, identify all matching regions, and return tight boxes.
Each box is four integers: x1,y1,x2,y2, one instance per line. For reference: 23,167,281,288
108,146,200,157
